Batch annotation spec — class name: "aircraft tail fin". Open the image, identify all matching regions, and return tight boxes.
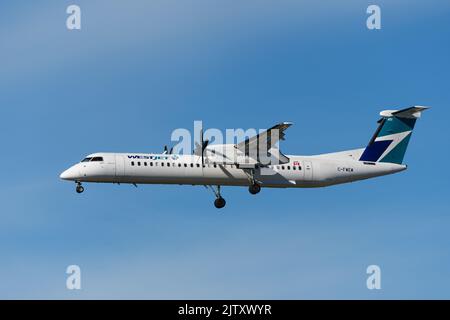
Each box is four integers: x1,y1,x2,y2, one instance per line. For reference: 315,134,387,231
359,106,429,164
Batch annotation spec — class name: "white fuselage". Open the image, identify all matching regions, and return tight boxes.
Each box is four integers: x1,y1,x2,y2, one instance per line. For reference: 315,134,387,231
60,152,407,188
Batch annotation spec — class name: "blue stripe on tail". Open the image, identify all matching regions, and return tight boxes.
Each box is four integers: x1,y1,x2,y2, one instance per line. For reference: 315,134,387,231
359,140,393,162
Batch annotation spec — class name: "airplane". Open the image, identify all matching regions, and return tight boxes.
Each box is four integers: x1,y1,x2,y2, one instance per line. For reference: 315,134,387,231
60,106,429,208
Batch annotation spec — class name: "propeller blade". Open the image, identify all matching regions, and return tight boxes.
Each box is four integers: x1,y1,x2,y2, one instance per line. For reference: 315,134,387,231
201,129,204,166
199,127,210,166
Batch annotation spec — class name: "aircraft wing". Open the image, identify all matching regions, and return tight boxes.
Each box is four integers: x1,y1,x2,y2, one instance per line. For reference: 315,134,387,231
235,122,292,165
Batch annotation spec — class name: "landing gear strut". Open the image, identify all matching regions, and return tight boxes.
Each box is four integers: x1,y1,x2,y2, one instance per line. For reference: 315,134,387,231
244,168,261,195
76,182,84,194
248,183,261,195
206,185,226,209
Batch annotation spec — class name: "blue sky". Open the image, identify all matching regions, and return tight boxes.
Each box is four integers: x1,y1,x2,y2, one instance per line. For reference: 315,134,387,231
0,0,449,299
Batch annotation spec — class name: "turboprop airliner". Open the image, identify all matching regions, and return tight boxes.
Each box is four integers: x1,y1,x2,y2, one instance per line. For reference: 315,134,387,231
60,106,428,208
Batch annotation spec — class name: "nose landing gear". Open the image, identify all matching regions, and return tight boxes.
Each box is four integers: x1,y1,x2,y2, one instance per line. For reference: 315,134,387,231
76,182,84,194
206,185,226,209
214,197,226,209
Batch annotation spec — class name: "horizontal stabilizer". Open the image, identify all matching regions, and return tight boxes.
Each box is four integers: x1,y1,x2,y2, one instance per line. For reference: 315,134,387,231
380,106,430,119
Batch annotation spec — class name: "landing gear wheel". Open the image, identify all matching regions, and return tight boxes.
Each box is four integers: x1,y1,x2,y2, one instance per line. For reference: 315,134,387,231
214,197,226,209
76,184,84,194
249,183,261,195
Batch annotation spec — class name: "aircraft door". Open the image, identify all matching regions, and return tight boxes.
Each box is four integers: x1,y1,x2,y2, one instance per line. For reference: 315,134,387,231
304,161,313,181
115,154,125,179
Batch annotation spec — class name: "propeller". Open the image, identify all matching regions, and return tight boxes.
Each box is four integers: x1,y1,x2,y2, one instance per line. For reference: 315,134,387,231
163,145,173,155
200,129,209,166
193,128,210,165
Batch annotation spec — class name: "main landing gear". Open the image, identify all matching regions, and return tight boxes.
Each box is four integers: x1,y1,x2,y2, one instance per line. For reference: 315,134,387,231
248,183,261,195
206,185,226,209
76,182,84,194
244,168,261,195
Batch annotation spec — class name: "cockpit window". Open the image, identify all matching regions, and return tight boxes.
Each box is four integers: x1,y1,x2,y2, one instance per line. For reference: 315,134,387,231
81,157,103,162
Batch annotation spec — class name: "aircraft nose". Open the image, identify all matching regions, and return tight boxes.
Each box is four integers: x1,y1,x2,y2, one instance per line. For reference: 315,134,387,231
60,166,78,181
59,169,71,180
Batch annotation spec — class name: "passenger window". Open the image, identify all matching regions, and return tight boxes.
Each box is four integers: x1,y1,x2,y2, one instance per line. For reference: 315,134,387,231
144,162,147,166
138,162,141,166
167,162,170,167
213,164,217,168
161,162,164,167
131,161,135,166
150,162,153,166
293,166,296,170
184,163,187,167
196,164,200,168
281,166,285,170
287,166,291,170
190,163,193,168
